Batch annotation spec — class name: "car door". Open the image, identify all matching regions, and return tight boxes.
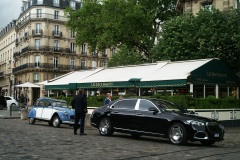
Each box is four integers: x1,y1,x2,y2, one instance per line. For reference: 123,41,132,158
41,99,53,120
109,99,137,130
35,100,45,118
134,99,167,134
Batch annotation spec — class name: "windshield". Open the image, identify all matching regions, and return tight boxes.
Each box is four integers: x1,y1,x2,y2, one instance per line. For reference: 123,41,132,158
52,100,68,108
151,99,187,113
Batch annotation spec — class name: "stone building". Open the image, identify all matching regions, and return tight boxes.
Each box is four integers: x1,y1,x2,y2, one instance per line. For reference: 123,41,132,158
0,21,16,96
176,0,239,14
0,0,114,105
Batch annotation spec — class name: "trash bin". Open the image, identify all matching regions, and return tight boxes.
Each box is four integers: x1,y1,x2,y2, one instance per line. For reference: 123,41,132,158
20,108,28,120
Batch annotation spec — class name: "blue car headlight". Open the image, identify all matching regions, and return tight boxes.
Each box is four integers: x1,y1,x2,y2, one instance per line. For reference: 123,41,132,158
63,111,68,116
187,120,205,126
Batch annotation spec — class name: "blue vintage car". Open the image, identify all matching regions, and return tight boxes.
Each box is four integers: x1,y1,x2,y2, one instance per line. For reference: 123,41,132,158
28,97,75,127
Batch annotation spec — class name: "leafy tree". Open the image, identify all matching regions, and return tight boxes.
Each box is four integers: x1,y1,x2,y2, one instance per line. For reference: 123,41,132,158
107,45,144,67
152,9,240,73
65,0,177,61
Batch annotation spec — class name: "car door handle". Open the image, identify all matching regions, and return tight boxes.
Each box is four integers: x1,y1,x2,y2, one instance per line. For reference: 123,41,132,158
136,113,142,115
113,111,119,113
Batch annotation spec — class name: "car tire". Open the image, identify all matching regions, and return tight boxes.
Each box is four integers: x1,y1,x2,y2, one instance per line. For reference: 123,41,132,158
29,118,36,124
98,117,114,136
131,133,142,138
52,115,61,128
200,140,216,146
168,123,187,145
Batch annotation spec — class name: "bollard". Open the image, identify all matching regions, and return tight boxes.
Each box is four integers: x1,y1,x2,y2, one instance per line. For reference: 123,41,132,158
10,104,12,117
20,108,28,120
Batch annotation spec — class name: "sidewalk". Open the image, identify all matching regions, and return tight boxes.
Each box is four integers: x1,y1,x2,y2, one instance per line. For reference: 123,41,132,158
0,109,21,119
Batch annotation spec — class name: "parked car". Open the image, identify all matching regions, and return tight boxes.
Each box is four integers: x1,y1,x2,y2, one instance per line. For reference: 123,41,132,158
28,97,75,127
0,95,7,110
4,96,19,110
91,98,224,145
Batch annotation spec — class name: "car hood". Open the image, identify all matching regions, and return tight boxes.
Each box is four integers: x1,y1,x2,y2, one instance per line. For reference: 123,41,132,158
168,111,217,122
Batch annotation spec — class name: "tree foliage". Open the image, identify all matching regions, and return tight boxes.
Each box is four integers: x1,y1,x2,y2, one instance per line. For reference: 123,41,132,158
152,9,240,73
107,45,144,67
65,0,177,61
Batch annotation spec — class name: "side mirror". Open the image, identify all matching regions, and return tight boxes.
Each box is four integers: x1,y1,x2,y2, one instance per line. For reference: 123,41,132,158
148,107,159,113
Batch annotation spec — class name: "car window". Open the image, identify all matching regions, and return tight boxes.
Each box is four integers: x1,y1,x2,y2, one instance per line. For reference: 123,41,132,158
52,100,68,108
5,97,11,100
139,100,157,111
112,100,137,109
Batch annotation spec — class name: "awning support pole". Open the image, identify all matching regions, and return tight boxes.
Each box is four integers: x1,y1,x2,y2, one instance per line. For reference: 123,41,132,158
227,87,230,96
237,87,239,99
215,84,219,99
190,84,193,97
138,88,141,96
203,85,205,99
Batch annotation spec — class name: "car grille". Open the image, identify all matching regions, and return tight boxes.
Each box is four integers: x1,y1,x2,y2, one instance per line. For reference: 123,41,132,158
206,122,222,133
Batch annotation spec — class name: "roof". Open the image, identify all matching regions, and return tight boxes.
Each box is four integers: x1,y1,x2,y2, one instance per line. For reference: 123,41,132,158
44,58,240,90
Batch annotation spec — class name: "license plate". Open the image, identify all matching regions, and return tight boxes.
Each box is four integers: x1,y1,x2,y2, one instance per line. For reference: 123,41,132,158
214,134,219,137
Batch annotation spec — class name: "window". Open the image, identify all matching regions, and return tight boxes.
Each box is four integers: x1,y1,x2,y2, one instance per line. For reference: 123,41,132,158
70,1,76,10
54,10,59,19
102,49,107,56
101,60,107,67
37,0,43,5
70,57,75,69
35,39,40,50
54,40,59,51
92,49,98,56
236,0,240,8
53,0,60,7
139,100,156,111
91,61,97,68
70,31,75,38
37,9,42,18
52,73,58,79
35,23,41,34
70,43,75,53
54,25,60,35
53,57,58,68
111,48,116,55
34,73,39,82
113,100,137,109
82,44,86,54
35,56,40,67
81,60,86,69
201,2,213,11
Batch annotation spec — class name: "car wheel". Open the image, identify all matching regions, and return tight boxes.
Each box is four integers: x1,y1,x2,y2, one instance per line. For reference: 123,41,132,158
29,118,36,124
98,117,114,136
169,123,187,145
200,140,216,146
131,133,142,138
52,116,61,128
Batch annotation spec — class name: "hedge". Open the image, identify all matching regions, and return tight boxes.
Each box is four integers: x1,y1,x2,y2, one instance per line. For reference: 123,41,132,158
55,95,240,109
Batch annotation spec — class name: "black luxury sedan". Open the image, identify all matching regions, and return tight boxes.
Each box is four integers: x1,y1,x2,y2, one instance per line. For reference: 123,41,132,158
91,98,224,145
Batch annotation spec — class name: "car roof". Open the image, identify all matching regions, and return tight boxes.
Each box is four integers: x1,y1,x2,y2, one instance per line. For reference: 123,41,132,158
37,97,66,102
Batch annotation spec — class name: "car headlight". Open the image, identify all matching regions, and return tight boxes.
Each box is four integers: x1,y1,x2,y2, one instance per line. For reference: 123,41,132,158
63,111,68,116
187,120,205,126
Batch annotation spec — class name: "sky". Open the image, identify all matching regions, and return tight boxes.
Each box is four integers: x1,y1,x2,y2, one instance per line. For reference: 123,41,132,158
0,0,22,29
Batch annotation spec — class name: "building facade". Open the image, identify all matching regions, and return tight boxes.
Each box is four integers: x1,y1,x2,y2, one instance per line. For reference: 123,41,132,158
176,0,240,14
0,0,114,105
0,21,16,96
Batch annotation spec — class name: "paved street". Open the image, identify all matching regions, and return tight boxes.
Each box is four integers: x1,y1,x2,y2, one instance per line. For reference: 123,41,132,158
0,115,240,160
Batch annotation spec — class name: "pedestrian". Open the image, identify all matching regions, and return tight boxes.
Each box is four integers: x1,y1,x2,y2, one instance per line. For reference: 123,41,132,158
18,94,26,113
104,93,112,105
71,89,88,135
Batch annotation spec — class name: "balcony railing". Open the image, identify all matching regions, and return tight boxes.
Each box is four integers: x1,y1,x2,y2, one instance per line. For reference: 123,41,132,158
16,13,67,30
13,52,20,58
52,31,62,38
12,63,94,74
81,52,87,56
32,30,43,37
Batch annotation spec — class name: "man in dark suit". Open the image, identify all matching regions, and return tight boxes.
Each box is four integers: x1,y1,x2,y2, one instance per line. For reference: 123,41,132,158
71,89,87,135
